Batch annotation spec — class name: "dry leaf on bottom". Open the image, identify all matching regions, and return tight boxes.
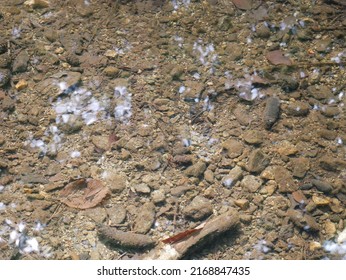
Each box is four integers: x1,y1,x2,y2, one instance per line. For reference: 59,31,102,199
59,178,109,209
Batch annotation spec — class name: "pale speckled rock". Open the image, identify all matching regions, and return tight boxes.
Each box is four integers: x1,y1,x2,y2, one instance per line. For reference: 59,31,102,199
107,204,127,225
277,140,298,156
91,135,109,151
133,183,151,194
134,202,156,234
324,220,336,236
222,166,243,188
234,199,249,210
183,195,213,221
103,171,127,193
222,139,244,158
151,190,165,204
240,175,263,193
83,207,107,224
12,50,29,73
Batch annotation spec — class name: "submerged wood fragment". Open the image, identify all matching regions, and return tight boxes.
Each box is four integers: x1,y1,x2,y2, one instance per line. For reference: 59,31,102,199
141,209,240,260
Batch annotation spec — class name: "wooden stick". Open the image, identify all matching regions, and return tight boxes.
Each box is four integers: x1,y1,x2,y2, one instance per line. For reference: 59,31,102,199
141,209,239,260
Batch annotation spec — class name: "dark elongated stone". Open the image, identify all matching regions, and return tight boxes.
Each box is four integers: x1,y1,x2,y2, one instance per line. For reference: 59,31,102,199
264,97,280,130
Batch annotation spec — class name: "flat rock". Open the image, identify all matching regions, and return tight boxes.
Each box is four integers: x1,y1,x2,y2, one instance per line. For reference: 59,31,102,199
273,166,297,193
184,161,206,178
204,169,215,184
240,175,263,193
0,69,11,88
307,85,333,100
107,204,127,225
321,106,340,117
222,139,244,158
103,171,127,193
291,157,310,178
317,129,337,140
233,105,252,126
319,156,346,171
170,185,194,196
277,140,298,156
286,209,319,232
222,165,243,188
151,190,165,204
12,50,29,73
91,135,109,151
183,195,213,220
134,202,156,234
286,101,310,116
242,130,264,145
246,149,269,173
311,179,333,193
84,207,107,224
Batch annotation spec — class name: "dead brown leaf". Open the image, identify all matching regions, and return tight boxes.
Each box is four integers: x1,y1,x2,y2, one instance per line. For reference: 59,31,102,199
266,50,292,65
231,0,252,10
59,178,109,209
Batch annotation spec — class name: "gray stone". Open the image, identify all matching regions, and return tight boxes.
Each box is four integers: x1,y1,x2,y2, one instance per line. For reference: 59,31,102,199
183,196,213,220
311,179,333,193
264,97,280,130
0,69,10,88
12,51,29,73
